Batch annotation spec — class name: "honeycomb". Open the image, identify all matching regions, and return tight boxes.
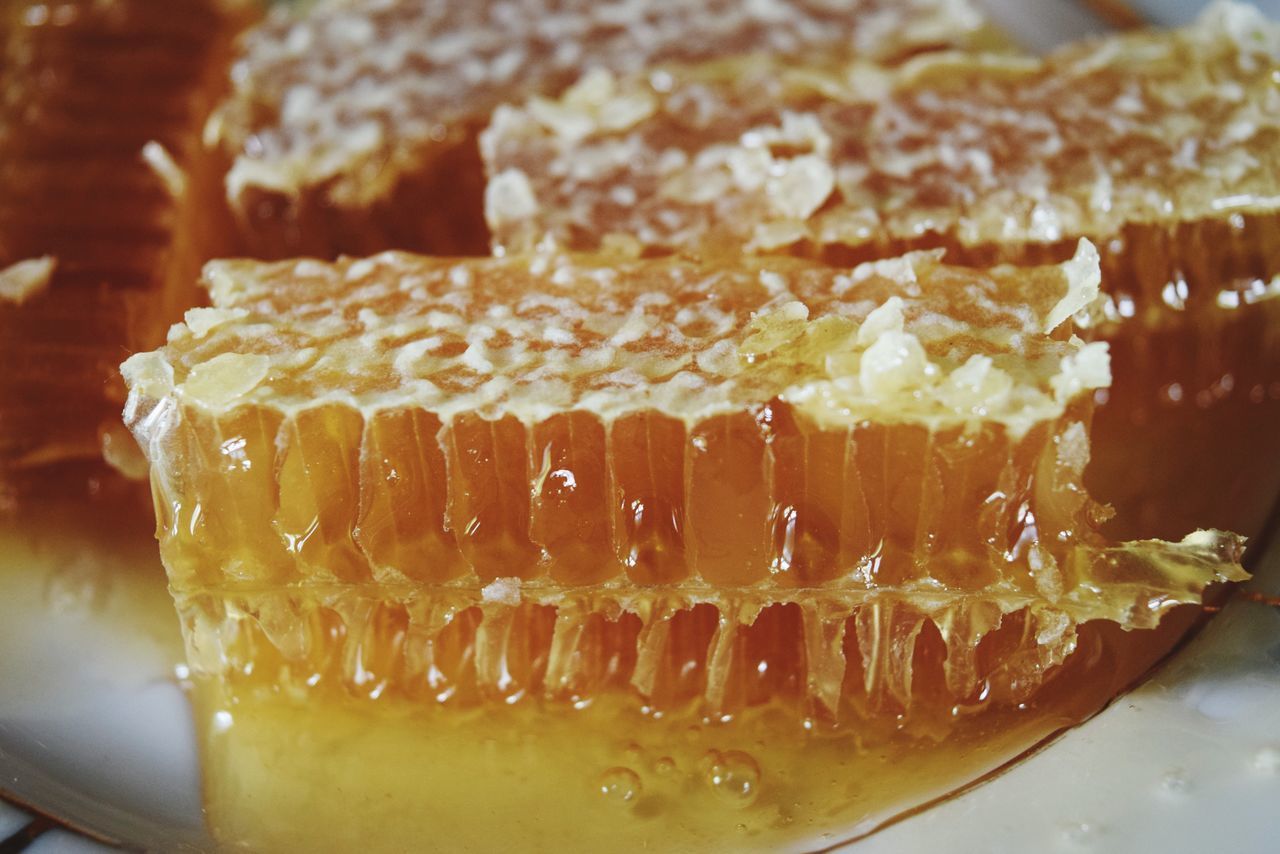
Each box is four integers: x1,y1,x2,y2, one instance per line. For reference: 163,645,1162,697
0,0,248,493
481,3,1280,540
122,248,1244,719
484,5,1279,286
206,0,998,259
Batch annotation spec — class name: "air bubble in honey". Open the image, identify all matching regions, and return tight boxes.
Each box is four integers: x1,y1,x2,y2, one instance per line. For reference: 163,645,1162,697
596,766,643,806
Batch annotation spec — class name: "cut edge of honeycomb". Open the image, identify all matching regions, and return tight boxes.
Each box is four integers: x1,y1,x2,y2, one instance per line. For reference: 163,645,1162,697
171,530,1246,717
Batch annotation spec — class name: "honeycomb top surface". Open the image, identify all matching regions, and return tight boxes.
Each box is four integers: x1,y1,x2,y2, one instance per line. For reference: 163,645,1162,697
208,0,992,209
122,245,1108,440
483,2,1280,257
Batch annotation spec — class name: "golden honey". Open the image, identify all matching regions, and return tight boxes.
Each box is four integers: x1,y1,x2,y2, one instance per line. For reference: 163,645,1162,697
1,4,1272,850
191,610,1208,853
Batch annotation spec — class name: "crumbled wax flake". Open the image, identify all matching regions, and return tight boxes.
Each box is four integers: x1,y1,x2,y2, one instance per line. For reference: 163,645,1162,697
485,3,1280,319
0,257,56,305
122,249,1245,719
141,140,188,199
0,0,250,480
208,0,996,256
180,307,252,341
485,170,541,230
481,577,523,607
180,353,272,408
1047,239,1102,332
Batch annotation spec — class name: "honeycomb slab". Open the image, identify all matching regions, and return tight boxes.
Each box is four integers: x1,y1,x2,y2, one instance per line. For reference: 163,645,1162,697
122,248,1244,720
0,0,249,494
207,0,998,258
485,4,1280,275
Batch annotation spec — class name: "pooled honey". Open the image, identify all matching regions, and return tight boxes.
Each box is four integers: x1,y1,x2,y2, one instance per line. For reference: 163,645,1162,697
189,609,1210,853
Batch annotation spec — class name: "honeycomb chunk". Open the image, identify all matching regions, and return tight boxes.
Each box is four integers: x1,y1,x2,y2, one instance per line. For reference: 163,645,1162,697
122,249,1244,720
483,3,1280,540
486,4,1280,282
207,0,998,258
0,0,249,493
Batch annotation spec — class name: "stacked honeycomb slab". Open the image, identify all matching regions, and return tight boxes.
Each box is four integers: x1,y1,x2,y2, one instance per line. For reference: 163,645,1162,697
484,6,1280,268
206,0,998,258
122,248,1244,718
481,4,1280,540
0,0,248,496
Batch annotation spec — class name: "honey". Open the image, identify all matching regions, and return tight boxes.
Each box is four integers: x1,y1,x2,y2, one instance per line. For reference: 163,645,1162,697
207,0,1000,258
480,4,1280,541
0,0,248,495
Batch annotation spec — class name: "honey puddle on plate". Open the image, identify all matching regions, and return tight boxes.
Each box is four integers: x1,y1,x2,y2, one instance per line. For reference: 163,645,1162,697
0,493,1210,852
190,615,1198,853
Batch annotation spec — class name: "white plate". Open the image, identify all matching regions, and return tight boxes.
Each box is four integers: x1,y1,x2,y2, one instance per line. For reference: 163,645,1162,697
4,3,1280,852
